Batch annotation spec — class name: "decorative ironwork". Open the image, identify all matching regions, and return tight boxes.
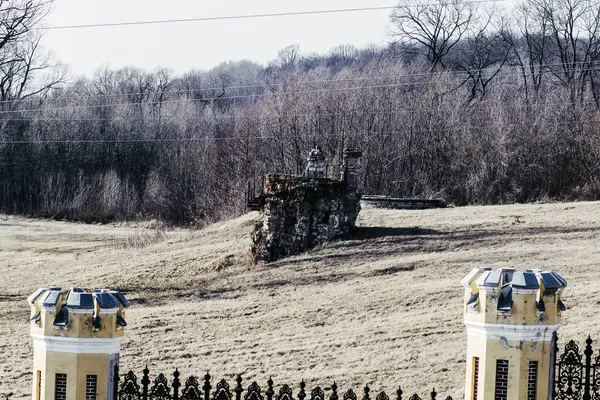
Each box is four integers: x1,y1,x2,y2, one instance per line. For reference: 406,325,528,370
362,385,370,400
150,374,171,400
173,370,181,400
330,383,338,400
204,374,212,400
245,382,264,400
266,379,274,400
277,384,293,400
594,352,600,400
298,381,306,400
181,377,202,400
343,389,356,400
235,376,244,400
556,340,584,400
214,380,232,400
119,371,141,400
114,368,458,400
311,387,324,400
142,368,151,400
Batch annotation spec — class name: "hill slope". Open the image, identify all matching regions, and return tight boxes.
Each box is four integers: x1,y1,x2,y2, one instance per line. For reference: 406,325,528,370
1,202,600,398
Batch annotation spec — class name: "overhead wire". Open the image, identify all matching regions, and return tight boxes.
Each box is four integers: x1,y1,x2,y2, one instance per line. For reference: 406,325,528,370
3,59,600,106
0,119,593,146
0,97,598,124
2,63,600,115
36,0,506,30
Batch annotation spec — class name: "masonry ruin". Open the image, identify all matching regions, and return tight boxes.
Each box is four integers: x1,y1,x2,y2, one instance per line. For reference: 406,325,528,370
250,147,362,262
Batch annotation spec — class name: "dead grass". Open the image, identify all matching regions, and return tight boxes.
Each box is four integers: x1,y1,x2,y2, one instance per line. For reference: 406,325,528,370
1,202,600,399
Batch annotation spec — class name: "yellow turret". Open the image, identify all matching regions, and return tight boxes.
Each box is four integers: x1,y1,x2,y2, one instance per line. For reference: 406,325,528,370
462,268,566,400
28,287,129,400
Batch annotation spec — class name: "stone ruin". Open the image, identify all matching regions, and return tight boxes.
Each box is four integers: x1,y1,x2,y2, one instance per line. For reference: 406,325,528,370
250,147,362,262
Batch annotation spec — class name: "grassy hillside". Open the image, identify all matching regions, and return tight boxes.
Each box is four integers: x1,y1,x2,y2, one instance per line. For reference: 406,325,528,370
1,202,600,399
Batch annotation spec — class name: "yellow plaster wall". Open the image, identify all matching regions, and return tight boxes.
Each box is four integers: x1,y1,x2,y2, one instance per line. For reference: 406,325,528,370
31,348,46,400
33,350,110,400
464,282,560,400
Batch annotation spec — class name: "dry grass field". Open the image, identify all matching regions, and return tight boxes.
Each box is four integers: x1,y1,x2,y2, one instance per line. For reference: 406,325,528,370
1,202,600,399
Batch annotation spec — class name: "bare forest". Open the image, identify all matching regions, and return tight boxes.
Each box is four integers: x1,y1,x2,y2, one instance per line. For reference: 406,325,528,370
3,0,600,224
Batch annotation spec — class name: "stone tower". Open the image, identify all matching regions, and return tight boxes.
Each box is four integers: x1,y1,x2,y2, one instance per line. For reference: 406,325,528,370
305,147,326,179
28,287,129,400
340,147,362,188
461,268,566,400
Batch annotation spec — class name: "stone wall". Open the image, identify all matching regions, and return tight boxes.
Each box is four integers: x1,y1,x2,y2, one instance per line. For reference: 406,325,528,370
251,148,361,262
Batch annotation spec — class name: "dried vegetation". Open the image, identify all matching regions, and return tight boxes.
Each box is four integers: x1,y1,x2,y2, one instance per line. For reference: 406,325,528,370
1,202,600,398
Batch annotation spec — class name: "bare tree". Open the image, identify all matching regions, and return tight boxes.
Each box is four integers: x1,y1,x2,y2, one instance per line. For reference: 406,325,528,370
0,0,64,105
453,9,513,101
390,0,477,70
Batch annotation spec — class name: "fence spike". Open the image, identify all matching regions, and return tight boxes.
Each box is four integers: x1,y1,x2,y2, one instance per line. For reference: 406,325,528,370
141,367,150,400
363,384,370,400
298,380,306,400
172,369,181,400
266,377,274,400
396,387,402,400
584,337,594,400
204,372,211,400
430,388,436,400
330,382,338,400
235,375,243,400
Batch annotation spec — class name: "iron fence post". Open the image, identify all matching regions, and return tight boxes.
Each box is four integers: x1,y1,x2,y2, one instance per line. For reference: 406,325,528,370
267,378,274,400
330,382,338,400
395,387,402,400
142,367,150,400
172,369,181,400
113,364,120,400
584,337,593,400
363,385,370,400
551,332,558,400
203,372,211,400
430,388,436,400
298,380,306,400
235,376,243,400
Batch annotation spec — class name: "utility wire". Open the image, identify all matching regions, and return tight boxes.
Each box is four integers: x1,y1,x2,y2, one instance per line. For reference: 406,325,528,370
0,119,592,145
3,59,600,106
3,65,600,115
0,97,597,121
0,98,598,123
36,1,506,30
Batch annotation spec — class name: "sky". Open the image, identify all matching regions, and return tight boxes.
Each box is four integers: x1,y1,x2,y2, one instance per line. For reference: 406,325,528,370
40,0,396,77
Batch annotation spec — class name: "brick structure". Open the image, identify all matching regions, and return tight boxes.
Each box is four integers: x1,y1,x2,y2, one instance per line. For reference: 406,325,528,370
251,148,362,262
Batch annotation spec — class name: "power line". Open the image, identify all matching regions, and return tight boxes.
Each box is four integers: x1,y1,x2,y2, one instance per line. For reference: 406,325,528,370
3,65,600,116
0,98,598,123
0,98,597,122
0,120,592,146
36,1,505,31
4,59,600,106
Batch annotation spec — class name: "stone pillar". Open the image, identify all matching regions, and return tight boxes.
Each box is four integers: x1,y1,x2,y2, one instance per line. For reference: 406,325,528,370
305,147,326,179
28,288,130,400
461,268,566,400
340,148,362,188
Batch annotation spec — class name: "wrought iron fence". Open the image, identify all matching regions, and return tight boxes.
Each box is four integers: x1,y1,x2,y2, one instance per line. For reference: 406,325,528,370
112,335,600,400
554,335,600,400
113,366,453,400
